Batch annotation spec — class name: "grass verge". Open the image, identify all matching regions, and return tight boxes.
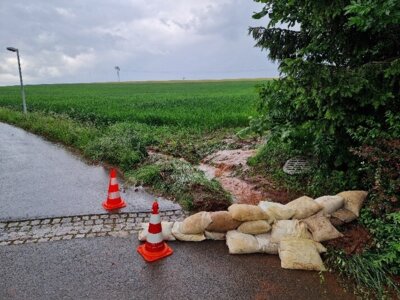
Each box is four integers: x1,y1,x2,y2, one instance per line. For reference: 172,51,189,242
325,249,399,299
127,158,232,211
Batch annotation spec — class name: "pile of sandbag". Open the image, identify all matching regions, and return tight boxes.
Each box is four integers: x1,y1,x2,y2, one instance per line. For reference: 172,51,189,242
138,190,368,272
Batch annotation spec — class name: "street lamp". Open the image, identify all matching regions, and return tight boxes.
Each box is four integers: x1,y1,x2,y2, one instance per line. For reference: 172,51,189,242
6,47,27,114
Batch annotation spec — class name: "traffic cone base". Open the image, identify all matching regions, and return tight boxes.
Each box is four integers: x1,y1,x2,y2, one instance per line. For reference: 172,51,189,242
137,242,173,262
102,198,126,210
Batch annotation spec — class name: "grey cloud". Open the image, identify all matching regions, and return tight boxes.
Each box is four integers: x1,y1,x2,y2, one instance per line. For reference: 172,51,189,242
0,0,276,85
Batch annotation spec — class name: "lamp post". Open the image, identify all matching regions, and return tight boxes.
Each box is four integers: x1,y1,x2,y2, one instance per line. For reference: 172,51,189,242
7,47,27,114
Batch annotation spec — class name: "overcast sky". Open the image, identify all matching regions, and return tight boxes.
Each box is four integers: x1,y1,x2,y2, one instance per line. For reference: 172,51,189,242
0,0,277,86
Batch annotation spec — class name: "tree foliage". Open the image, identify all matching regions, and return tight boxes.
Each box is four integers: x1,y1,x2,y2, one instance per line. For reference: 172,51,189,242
249,0,400,170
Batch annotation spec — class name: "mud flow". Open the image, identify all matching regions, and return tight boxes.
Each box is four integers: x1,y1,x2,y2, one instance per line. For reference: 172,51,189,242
199,149,280,204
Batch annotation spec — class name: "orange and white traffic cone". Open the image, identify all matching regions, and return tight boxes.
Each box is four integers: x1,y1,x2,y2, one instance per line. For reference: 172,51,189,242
102,169,126,211
137,200,173,262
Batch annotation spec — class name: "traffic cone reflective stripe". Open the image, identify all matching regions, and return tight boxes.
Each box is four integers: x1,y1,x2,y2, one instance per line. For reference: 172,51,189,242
148,214,162,233
137,200,173,262
109,177,118,186
102,169,126,211
146,232,163,244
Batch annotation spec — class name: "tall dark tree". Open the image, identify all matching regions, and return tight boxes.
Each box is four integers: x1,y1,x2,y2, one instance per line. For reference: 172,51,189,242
249,0,400,168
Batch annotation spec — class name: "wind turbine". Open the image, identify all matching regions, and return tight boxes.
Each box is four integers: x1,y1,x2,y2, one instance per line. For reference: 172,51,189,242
114,66,120,82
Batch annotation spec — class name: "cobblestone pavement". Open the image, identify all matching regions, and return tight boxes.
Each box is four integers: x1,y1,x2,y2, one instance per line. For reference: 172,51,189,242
0,210,187,246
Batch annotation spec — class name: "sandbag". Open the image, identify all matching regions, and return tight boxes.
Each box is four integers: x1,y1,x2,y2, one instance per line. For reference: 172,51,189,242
138,222,176,241
270,220,312,243
255,233,279,255
331,208,357,223
238,220,271,235
205,231,226,240
302,215,343,242
258,201,295,220
314,195,344,215
285,196,322,219
226,230,261,254
337,191,368,216
228,204,272,222
171,222,206,242
279,238,327,271
206,211,242,232
180,212,212,234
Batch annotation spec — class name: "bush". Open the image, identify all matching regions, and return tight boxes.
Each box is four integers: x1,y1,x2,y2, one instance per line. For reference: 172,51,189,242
248,0,400,170
352,139,400,214
360,210,400,276
248,137,361,197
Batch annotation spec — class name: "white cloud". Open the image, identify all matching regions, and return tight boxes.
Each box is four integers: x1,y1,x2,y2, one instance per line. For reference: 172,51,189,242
54,7,75,18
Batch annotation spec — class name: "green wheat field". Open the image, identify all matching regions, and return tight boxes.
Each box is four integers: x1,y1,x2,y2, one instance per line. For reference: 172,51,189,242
0,79,265,130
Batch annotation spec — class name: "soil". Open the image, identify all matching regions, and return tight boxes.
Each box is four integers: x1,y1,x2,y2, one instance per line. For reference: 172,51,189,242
190,183,231,212
241,174,294,204
202,149,256,172
199,149,291,205
324,223,373,255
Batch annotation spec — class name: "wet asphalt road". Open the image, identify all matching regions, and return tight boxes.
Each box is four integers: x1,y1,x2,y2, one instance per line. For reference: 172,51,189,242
0,235,355,300
0,122,180,221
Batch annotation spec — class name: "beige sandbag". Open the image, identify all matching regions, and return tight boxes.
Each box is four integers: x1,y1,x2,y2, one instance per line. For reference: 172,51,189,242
286,196,322,219
171,222,206,242
138,222,176,241
226,230,261,254
314,195,344,215
205,231,226,240
302,215,343,242
180,212,212,234
228,204,272,222
258,201,295,220
279,238,327,271
255,233,279,255
206,211,242,232
270,220,312,243
331,208,357,223
238,220,271,235
337,191,368,216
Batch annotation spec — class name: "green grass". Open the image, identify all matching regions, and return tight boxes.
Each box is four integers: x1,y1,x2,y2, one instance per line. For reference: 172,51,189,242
0,80,261,129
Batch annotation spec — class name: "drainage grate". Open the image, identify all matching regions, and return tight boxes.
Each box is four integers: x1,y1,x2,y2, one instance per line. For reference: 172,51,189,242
283,157,312,175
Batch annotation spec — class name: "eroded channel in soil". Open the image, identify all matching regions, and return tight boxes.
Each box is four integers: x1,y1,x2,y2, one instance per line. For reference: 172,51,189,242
198,149,290,205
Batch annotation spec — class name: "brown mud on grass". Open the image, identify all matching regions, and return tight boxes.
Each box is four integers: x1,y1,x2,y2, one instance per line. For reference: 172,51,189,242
146,146,290,210
325,223,373,255
199,149,290,204
218,176,265,205
202,149,256,172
